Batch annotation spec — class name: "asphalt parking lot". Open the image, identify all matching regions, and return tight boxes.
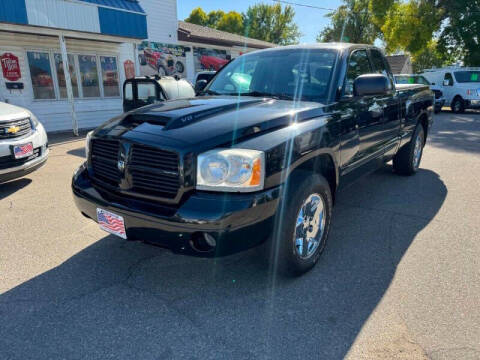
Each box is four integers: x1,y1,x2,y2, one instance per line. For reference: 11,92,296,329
1,111,479,359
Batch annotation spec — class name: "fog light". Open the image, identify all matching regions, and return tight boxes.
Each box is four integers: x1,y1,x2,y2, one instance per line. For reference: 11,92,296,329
204,233,216,247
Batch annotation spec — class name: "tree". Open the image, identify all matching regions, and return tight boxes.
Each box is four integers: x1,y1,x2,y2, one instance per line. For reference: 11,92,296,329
185,7,208,26
207,10,225,28
243,3,301,45
217,11,244,35
411,41,451,73
317,0,380,44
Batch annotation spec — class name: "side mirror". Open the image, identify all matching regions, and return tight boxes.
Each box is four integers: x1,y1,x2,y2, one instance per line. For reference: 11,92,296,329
443,79,451,86
195,79,208,94
354,74,390,97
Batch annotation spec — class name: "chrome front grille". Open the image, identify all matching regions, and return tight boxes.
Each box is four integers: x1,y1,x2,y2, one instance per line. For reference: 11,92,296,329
0,118,32,139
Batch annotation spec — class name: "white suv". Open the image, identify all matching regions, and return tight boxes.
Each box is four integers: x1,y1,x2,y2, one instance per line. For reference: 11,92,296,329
422,67,480,113
0,102,48,183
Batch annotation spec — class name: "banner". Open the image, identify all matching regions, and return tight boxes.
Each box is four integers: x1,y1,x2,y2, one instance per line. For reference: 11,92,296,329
138,41,187,78
1,53,21,81
193,47,231,73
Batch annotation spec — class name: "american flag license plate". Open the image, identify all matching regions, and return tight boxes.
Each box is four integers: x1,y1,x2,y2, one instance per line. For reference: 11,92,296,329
13,142,34,159
96,208,127,239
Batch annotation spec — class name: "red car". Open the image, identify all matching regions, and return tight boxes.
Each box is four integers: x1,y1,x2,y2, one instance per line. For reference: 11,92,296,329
200,51,229,71
139,45,184,76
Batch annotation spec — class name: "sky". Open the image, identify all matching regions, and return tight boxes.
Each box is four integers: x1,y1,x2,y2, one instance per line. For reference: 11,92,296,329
177,0,343,44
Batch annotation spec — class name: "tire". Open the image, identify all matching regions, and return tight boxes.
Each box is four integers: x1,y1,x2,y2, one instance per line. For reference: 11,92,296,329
138,54,146,66
269,172,332,276
451,97,465,113
393,124,425,176
175,61,185,74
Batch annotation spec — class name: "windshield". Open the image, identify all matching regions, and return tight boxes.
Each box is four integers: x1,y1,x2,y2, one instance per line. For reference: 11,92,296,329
205,49,338,102
395,75,430,85
454,71,480,83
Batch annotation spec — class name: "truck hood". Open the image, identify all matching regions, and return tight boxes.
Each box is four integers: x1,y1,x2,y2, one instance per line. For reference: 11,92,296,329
0,102,30,122
96,96,326,149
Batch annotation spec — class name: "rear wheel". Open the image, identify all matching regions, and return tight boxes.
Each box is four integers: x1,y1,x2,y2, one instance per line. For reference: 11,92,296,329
138,54,146,66
452,97,465,113
393,124,425,175
270,172,332,276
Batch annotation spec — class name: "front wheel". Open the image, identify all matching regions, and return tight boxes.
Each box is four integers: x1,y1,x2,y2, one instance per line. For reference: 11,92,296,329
270,172,332,276
393,124,425,175
452,97,465,113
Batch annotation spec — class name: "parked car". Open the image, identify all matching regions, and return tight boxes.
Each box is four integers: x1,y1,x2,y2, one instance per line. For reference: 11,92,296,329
193,71,216,93
139,44,184,76
123,76,195,112
72,44,433,275
395,74,446,113
422,67,480,113
0,102,48,183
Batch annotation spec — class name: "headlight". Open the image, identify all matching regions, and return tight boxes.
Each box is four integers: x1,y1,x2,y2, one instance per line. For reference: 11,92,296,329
29,113,40,129
197,149,265,192
85,131,93,159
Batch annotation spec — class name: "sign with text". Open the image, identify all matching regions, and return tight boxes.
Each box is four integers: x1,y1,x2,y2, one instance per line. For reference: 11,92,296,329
1,53,21,81
124,60,135,79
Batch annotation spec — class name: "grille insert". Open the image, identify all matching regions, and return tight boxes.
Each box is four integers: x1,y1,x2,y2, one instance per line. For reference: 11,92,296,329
0,118,32,139
91,139,120,186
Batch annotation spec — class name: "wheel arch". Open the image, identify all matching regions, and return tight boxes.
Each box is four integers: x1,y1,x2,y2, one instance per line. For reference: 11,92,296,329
291,152,338,203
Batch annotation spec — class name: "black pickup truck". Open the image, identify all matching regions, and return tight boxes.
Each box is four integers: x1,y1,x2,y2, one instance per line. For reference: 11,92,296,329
72,44,433,275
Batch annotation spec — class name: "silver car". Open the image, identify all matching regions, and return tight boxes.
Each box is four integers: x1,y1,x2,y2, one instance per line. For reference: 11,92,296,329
0,102,48,183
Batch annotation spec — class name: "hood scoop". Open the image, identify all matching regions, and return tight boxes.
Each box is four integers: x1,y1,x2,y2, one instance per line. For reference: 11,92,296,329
122,113,172,128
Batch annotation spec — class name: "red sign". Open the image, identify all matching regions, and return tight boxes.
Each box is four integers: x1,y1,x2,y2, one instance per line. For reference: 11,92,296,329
1,53,21,81
124,60,135,80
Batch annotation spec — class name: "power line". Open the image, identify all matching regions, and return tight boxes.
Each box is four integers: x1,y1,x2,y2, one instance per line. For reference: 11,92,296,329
273,0,335,11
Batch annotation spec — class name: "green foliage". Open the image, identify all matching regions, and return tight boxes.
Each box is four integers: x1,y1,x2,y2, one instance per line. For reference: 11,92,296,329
185,4,299,45
185,7,208,26
411,41,451,73
317,0,380,44
243,3,301,45
207,10,225,28
438,0,480,66
217,11,244,35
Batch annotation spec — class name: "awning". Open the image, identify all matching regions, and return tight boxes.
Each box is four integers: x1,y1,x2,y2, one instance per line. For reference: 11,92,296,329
79,0,145,14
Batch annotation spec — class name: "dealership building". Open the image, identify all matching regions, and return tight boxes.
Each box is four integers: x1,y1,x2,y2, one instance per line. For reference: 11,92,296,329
0,0,273,133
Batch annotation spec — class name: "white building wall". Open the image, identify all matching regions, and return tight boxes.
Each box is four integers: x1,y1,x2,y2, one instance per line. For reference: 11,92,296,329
26,0,100,33
140,0,178,43
0,32,135,132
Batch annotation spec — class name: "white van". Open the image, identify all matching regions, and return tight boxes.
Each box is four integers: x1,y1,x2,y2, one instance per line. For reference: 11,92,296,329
422,67,480,113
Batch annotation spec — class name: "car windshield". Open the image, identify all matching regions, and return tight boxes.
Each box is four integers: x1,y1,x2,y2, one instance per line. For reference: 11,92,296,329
454,71,480,83
395,75,430,85
205,49,338,102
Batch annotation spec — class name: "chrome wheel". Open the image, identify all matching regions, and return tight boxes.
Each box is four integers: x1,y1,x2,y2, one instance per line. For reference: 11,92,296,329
413,130,423,169
294,193,326,259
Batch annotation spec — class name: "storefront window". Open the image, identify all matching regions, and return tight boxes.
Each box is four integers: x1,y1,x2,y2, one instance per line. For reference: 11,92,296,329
54,54,79,98
27,52,55,99
100,56,120,97
78,55,100,98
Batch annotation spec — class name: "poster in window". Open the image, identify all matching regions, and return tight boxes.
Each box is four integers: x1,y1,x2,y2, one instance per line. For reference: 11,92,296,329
54,53,79,98
193,47,231,73
138,41,187,78
27,52,55,99
100,56,120,97
78,55,100,98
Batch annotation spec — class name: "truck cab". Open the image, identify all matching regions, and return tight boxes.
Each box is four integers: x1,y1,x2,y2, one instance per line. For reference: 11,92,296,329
422,67,480,113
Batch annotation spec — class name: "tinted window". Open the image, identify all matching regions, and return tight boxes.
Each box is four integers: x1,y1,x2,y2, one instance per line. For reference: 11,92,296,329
27,51,55,99
100,56,120,97
78,55,100,97
54,53,79,98
444,73,454,86
207,49,338,102
345,50,371,96
454,71,480,83
370,49,394,89
137,82,157,101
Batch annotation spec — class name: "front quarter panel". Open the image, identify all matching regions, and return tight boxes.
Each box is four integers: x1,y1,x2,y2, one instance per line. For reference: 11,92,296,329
236,115,339,189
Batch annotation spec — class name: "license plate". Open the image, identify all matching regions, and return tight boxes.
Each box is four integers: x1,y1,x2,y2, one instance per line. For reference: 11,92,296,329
13,143,33,159
96,208,127,239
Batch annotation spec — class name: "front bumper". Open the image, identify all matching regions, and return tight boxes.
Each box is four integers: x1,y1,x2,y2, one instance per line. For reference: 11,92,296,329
72,164,281,256
466,99,480,109
0,125,49,183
